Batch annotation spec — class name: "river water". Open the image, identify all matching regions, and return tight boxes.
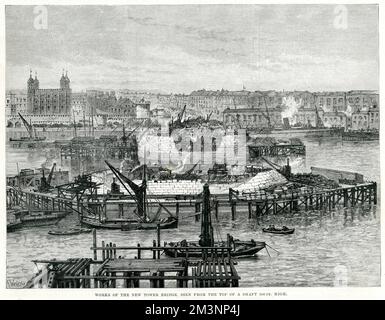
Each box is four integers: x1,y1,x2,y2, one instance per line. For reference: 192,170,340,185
6,137,381,287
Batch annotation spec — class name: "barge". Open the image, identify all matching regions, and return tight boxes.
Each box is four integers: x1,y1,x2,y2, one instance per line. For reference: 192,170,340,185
7,209,70,232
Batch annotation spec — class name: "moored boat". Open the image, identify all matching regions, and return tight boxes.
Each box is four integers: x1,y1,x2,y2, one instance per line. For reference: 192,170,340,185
164,239,266,258
48,227,92,236
7,209,70,231
122,216,178,231
163,183,267,258
262,226,295,235
79,161,179,231
9,113,47,148
7,220,23,232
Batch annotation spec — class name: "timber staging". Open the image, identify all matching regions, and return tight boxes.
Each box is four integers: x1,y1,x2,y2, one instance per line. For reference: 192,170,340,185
228,182,377,219
7,181,378,222
25,230,240,288
6,162,378,224
248,143,305,158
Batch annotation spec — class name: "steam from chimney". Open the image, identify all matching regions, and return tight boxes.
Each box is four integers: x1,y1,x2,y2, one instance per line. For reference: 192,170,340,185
344,104,353,117
281,96,301,125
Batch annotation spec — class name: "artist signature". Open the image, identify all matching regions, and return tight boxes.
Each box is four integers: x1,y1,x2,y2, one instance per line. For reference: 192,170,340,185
7,279,27,289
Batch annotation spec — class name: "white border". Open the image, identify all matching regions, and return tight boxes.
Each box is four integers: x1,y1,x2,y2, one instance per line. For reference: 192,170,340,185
0,0,383,300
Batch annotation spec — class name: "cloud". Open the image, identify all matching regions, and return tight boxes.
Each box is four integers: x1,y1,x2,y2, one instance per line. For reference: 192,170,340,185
5,5,379,92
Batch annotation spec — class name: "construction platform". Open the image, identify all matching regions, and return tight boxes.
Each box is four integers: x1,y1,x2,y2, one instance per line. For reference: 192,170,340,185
248,143,306,159
25,230,240,289
229,182,377,219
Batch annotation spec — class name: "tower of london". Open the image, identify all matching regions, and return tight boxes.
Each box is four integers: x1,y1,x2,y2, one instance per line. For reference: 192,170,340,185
27,70,72,115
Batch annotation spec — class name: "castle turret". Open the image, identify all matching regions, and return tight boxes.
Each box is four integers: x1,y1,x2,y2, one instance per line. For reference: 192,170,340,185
33,71,39,90
27,69,34,93
65,70,70,88
27,70,35,113
60,69,67,89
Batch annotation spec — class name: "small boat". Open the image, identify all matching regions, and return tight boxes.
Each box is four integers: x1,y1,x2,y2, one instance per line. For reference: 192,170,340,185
7,220,23,232
8,209,69,229
48,228,92,236
9,113,47,148
262,226,295,235
122,217,178,231
164,239,266,258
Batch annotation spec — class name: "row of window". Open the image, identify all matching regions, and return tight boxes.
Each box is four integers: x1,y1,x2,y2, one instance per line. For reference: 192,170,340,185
225,114,281,122
318,97,378,105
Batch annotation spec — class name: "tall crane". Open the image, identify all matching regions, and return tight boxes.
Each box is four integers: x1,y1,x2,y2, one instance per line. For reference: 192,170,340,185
178,105,186,123
175,161,200,179
38,163,57,192
206,111,213,121
261,156,291,178
47,163,57,186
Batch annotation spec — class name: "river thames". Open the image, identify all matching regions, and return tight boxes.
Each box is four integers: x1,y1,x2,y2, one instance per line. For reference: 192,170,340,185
6,137,380,287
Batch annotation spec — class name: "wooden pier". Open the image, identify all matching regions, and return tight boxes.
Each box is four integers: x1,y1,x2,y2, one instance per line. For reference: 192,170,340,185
6,186,74,212
26,229,240,288
229,182,377,219
248,143,306,159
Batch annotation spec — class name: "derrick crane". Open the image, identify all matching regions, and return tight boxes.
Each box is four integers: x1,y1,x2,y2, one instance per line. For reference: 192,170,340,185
121,122,141,144
46,163,56,186
38,163,56,192
178,105,186,123
261,156,291,178
206,111,213,121
175,161,200,179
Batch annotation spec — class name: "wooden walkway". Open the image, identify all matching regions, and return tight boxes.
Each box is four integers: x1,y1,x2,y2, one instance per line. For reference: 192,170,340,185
229,182,377,218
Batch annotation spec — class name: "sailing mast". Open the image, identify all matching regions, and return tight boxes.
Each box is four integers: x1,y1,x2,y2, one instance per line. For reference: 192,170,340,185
199,183,214,247
83,111,86,137
72,111,77,138
105,161,147,221
142,163,147,221
18,113,33,138
91,104,94,138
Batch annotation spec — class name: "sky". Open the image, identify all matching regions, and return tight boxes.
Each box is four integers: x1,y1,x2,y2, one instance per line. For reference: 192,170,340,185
5,4,379,93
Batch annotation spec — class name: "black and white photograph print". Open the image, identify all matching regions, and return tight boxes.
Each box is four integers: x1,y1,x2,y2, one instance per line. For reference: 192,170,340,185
4,3,380,290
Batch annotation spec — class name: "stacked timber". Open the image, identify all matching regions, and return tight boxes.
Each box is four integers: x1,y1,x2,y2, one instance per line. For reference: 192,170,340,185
289,173,339,189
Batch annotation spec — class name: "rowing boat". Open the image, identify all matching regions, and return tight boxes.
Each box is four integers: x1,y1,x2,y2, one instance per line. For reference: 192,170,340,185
48,228,92,236
262,227,295,235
